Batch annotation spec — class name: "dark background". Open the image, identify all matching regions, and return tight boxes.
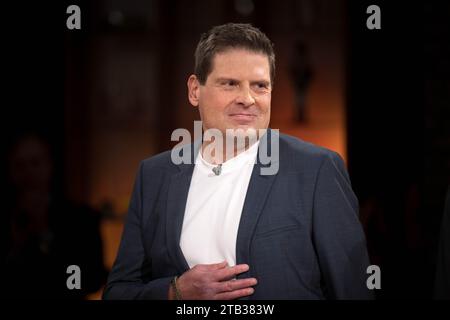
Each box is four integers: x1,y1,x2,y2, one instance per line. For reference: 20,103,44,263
2,0,449,299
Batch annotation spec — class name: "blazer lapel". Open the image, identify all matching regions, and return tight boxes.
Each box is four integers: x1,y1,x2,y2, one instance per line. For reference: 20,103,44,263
236,129,279,271
165,141,200,274
235,164,277,267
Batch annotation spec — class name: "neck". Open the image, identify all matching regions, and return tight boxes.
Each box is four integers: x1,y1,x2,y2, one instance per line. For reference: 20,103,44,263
201,138,257,165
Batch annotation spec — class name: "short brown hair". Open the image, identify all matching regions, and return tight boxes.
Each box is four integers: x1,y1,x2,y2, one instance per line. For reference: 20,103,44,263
194,23,275,85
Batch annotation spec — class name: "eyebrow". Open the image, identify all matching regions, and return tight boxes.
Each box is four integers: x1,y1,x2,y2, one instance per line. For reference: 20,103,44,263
214,77,271,86
214,77,238,83
251,80,271,86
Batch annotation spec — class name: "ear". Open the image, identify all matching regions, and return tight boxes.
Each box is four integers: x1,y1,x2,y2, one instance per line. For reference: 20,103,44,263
187,75,201,107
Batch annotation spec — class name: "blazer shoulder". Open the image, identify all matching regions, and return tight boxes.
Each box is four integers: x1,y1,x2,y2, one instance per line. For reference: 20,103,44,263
140,149,179,173
279,133,343,163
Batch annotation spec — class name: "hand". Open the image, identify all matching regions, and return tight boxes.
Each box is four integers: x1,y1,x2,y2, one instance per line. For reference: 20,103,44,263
172,261,257,300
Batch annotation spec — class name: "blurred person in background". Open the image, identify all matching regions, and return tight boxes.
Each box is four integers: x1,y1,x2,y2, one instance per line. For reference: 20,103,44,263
2,132,107,299
435,186,450,299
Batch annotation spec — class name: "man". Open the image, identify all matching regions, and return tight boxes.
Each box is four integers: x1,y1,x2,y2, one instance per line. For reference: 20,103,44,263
103,23,373,300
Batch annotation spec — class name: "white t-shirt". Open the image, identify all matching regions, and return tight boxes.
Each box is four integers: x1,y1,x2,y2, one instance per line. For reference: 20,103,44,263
180,141,259,268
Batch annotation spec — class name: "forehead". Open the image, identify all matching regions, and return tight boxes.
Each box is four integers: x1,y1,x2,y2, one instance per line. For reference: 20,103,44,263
209,48,270,77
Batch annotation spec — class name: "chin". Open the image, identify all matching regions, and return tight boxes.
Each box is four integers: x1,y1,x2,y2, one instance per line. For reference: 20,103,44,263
225,125,253,132
225,126,259,139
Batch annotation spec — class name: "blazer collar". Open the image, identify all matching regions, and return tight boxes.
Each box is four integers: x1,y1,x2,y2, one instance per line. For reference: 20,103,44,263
165,129,279,274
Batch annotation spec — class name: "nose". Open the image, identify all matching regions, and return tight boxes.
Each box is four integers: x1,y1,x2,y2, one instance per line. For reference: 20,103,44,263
235,85,255,107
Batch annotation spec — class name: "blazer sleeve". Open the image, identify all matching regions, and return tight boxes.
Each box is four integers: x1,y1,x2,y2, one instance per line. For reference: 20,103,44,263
312,151,375,299
102,162,173,300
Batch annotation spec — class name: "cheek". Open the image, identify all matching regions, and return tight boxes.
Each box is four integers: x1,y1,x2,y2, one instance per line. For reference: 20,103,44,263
201,91,232,113
198,93,228,125
258,96,271,113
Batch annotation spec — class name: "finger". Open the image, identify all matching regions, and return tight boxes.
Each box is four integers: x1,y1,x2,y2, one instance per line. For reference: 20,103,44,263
204,260,228,271
215,287,255,300
216,278,258,293
212,264,249,281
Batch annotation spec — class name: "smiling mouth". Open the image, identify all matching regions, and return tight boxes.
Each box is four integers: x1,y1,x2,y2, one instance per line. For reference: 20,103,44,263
228,113,257,124
229,113,256,118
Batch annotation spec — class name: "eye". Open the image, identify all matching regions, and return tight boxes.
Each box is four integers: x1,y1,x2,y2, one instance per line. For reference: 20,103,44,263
222,80,238,87
254,82,269,90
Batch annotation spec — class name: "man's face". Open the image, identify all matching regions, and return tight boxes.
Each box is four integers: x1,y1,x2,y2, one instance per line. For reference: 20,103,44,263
188,49,272,135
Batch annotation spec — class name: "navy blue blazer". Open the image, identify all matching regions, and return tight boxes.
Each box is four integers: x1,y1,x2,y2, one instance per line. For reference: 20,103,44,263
103,130,374,299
